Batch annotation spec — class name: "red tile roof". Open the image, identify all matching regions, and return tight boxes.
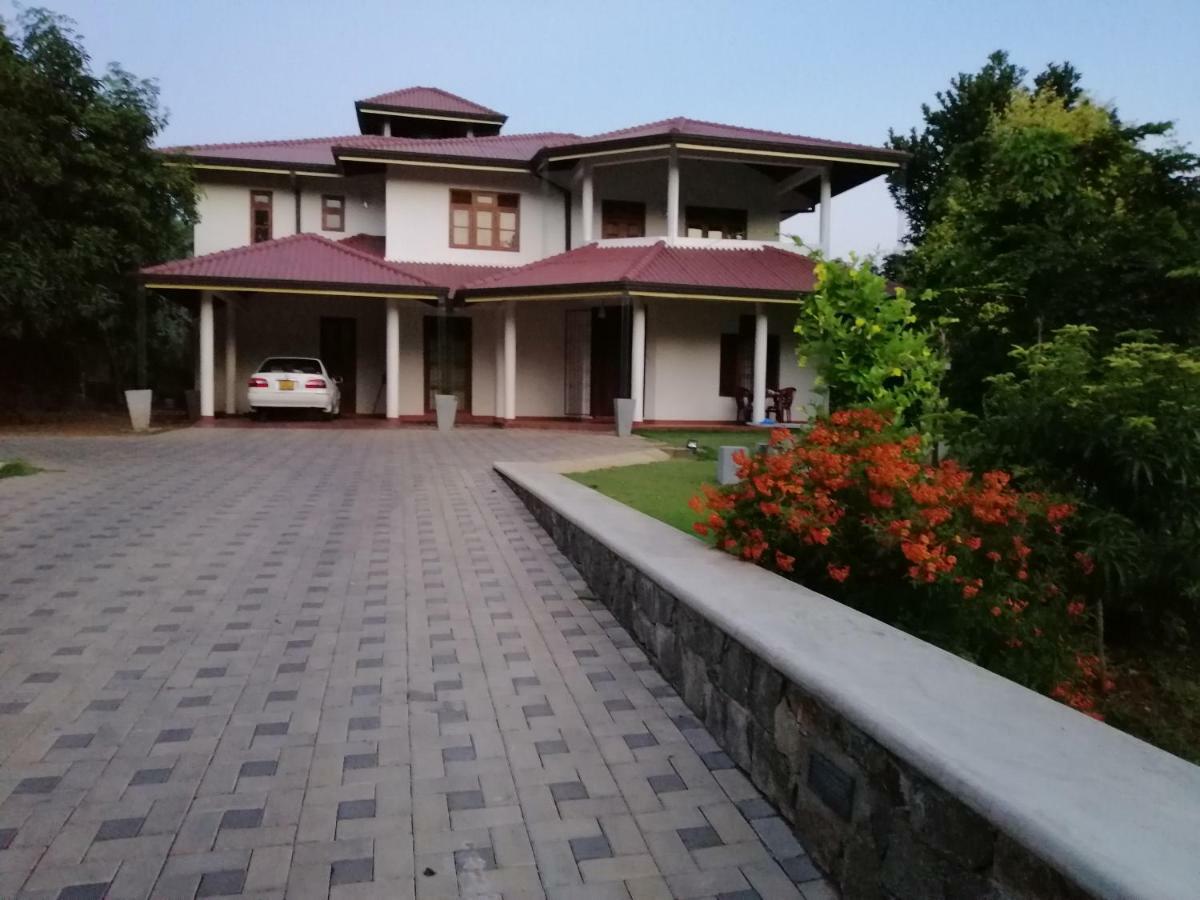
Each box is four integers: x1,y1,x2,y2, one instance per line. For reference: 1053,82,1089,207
542,116,898,157
461,241,817,299
140,233,441,295
163,132,581,169
356,86,505,120
337,235,512,290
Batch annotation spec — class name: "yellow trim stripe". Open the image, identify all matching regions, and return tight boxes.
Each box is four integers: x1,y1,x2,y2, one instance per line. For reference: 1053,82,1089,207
674,142,900,167
166,161,341,177
466,290,800,305
357,107,501,125
631,290,801,304
144,282,436,300
466,291,617,304
546,141,899,168
545,143,673,163
337,155,529,174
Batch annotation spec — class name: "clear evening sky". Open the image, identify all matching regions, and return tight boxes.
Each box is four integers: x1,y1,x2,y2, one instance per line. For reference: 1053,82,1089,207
8,0,1198,258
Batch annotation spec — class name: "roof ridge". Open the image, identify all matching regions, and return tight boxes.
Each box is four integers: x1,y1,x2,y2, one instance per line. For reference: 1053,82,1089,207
357,85,503,117
313,234,439,287
622,241,670,281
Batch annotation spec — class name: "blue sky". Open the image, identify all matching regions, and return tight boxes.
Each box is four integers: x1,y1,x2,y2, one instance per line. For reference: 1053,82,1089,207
8,0,1198,257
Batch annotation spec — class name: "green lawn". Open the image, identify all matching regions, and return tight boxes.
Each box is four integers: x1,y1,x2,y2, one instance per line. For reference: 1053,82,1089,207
568,459,712,535
634,428,766,459
0,459,40,479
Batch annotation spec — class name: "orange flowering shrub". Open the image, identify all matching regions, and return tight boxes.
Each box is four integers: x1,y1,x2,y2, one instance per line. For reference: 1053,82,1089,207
691,408,1100,707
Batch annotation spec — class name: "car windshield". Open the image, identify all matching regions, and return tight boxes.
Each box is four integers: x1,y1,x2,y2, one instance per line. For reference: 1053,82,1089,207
260,358,322,375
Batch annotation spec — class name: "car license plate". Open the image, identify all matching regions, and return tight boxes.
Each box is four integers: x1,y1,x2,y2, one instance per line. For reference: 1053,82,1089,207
278,379,295,391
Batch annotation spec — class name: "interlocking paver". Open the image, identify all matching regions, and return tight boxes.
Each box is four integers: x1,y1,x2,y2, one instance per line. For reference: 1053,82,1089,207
0,428,831,897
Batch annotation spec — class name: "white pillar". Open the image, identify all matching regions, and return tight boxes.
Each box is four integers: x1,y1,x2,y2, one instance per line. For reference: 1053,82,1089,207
494,305,505,420
666,150,680,241
503,301,516,420
752,303,768,424
223,299,237,416
385,299,400,419
198,291,215,418
382,120,392,138
580,163,594,244
630,299,646,422
819,168,832,256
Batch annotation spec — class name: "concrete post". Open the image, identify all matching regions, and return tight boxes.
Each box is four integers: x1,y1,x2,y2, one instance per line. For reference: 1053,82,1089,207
580,163,594,244
224,299,237,416
819,168,832,256
198,291,215,418
666,150,680,241
382,120,391,138
385,299,400,419
630,298,646,422
752,302,768,423
503,301,517,420
494,305,505,420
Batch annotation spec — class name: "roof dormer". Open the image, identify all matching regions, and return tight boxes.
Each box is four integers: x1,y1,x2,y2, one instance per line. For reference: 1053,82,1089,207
354,86,506,139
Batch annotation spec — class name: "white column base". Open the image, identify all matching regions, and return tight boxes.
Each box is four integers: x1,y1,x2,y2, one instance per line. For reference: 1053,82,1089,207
385,299,400,419
198,292,215,418
752,303,768,424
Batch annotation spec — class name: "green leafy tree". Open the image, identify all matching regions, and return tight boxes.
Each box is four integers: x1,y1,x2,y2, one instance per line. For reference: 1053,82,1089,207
0,8,195,401
793,252,950,431
886,51,1081,245
955,326,1200,641
903,86,1200,408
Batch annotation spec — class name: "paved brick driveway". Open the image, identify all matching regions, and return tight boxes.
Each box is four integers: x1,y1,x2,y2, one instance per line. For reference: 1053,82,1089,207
0,429,829,900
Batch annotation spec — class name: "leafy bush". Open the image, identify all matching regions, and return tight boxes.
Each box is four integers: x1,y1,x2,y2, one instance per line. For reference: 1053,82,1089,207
954,326,1200,640
691,409,1098,709
792,254,951,431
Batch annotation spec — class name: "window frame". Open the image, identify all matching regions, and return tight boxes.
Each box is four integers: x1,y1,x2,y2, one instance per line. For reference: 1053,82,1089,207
601,200,646,239
448,189,520,251
321,194,346,232
250,190,273,244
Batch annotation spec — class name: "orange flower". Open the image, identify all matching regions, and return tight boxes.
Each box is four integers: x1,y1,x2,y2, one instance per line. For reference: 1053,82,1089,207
990,606,1002,617
827,563,851,583
692,522,709,537
775,550,796,573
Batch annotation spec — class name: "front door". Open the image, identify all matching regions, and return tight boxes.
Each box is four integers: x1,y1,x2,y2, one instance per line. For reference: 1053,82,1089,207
423,316,472,413
589,306,631,418
319,317,357,414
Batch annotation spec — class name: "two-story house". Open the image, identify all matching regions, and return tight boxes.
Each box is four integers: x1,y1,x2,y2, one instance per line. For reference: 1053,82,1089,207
141,86,905,425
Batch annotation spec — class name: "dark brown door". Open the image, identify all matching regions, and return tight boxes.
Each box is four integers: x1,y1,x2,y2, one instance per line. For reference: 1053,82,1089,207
589,306,631,417
601,200,646,239
319,317,357,414
423,316,472,412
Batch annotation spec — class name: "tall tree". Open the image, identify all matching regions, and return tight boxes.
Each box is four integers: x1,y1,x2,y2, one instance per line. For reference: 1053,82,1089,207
886,51,1081,246
904,87,1200,407
0,8,195,401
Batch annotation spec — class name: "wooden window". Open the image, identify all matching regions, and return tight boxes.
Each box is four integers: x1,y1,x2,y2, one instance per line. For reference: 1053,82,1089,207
250,191,273,243
685,205,748,240
449,189,520,251
321,195,345,232
601,200,646,239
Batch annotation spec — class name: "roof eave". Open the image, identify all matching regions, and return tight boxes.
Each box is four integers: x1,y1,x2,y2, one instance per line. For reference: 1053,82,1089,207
159,151,339,176
139,272,443,300
353,100,507,125
463,279,808,304
333,147,532,172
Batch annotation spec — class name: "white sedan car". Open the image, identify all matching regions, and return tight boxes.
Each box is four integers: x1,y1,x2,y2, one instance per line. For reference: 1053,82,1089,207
247,357,341,419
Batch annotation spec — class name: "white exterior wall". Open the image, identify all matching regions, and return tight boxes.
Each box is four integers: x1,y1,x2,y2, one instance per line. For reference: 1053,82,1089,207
643,299,817,422
193,175,386,256
385,169,566,264
571,158,785,246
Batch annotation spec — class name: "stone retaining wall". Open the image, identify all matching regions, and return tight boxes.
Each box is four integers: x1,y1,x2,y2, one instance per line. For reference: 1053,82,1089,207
498,467,1151,900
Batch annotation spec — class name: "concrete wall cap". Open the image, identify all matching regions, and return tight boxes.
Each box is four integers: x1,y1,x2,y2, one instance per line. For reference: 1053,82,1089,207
495,459,1200,900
